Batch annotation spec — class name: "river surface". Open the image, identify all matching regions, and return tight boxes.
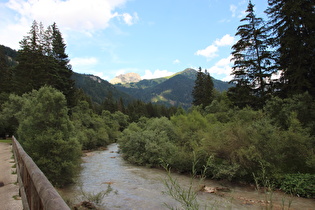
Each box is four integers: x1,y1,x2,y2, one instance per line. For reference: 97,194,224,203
60,143,315,210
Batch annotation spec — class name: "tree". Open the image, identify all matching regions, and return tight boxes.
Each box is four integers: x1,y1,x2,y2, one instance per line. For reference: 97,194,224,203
51,23,76,107
229,0,274,108
192,67,214,108
13,21,76,106
0,46,13,97
266,0,315,98
2,86,81,186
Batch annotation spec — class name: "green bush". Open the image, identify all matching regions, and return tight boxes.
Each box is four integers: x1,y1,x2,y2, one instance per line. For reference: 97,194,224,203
3,87,82,187
71,101,113,149
279,174,315,198
118,100,315,188
118,117,178,167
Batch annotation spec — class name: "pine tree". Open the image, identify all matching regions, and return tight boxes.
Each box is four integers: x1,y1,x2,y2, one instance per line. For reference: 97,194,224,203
0,46,11,94
14,21,48,94
203,70,214,106
13,21,76,106
229,0,274,108
266,0,315,98
50,23,76,107
192,67,214,108
192,67,204,107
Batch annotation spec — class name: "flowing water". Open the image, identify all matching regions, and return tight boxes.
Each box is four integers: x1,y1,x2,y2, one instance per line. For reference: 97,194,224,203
60,143,315,210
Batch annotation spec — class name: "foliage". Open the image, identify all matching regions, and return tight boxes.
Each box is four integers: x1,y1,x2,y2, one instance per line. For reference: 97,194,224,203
278,174,315,198
71,101,109,150
266,0,315,98
12,21,75,106
229,1,274,109
79,184,117,208
118,93,315,187
264,93,315,135
161,156,210,210
118,117,178,167
192,67,214,108
2,86,81,187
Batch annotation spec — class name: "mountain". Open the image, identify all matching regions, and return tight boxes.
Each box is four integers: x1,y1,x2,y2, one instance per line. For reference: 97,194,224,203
71,73,134,105
114,68,233,109
110,72,141,84
1,45,232,108
0,44,18,67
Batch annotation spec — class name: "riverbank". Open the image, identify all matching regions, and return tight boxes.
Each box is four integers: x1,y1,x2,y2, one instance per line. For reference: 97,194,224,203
0,141,23,210
60,143,315,209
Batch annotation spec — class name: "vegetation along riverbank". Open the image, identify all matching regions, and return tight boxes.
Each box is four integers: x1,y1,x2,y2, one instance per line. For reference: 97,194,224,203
0,0,314,208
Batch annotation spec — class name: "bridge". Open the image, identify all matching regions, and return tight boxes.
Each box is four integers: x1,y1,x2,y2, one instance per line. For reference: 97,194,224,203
8,136,70,210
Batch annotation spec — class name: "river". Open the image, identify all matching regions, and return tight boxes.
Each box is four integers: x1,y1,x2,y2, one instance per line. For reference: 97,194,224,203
59,143,315,210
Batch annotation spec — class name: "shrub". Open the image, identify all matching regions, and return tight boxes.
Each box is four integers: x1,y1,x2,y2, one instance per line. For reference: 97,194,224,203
279,174,315,198
118,117,178,167
8,87,81,186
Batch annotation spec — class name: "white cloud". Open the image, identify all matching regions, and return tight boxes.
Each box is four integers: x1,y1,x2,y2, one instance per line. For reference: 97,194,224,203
5,0,130,31
110,68,140,76
119,12,139,26
195,34,235,60
230,4,237,17
207,55,233,82
71,57,98,67
214,34,235,46
142,69,175,80
173,59,180,64
195,45,218,60
230,2,247,19
0,0,134,48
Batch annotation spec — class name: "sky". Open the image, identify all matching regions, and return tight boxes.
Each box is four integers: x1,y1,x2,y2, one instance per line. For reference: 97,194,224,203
0,0,268,82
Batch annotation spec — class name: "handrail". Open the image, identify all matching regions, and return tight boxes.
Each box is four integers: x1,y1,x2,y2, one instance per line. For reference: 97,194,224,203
12,136,70,210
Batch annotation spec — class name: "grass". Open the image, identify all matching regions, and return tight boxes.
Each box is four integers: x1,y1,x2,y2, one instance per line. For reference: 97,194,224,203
0,139,12,143
12,195,21,200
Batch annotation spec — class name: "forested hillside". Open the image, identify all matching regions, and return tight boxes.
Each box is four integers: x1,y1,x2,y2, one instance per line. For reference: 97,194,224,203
71,72,134,105
115,68,233,109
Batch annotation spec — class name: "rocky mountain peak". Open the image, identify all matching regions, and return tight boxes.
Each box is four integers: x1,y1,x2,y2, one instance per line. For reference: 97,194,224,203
110,72,142,84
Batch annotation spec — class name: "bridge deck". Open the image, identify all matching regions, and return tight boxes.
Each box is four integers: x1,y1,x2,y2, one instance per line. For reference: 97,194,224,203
0,142,22,210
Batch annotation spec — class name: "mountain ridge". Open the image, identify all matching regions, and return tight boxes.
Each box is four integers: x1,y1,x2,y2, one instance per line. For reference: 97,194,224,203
113,68,233,109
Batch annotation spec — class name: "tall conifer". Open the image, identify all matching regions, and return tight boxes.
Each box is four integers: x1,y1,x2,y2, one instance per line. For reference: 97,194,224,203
266,0,315,98
229,1,274,108
13,21,76,106
192,67,214,108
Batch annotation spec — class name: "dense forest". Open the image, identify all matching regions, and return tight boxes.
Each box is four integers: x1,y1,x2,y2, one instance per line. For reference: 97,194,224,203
0,0,314,198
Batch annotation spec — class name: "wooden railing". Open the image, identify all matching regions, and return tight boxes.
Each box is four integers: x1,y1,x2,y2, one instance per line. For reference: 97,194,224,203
12,136,70,210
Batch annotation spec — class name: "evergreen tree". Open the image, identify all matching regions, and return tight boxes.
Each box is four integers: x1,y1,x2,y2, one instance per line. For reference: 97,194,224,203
266,0,315,98
102,91,117,113
203,70,214,106
0,46,11,94
192,67,204,107
192,67,214,108
13,21,76,106
51,23,76,107
229,0,274,108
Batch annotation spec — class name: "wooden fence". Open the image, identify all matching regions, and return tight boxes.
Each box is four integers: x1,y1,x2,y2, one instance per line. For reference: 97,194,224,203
12,136,70,210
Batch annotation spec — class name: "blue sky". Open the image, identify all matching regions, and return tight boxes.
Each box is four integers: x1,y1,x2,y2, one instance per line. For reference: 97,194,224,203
0,0,268,81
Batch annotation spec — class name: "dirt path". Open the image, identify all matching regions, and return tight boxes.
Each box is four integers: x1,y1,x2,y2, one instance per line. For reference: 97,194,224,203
0,142,23,210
